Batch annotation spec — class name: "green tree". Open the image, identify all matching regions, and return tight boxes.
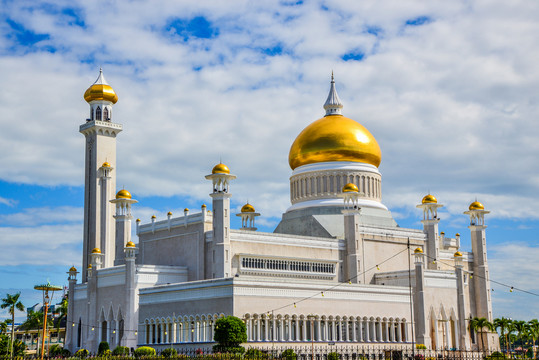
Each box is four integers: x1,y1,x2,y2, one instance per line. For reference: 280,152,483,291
1,292,25,359
213,316,247,353
20,309,52,358
513,320,528,348
470,317,494,352
528,320,539,358
0,320,12,335
54,296,68,331
494,317,513,353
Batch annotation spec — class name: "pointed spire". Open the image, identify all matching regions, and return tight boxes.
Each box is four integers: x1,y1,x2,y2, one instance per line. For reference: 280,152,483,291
93,68,109,85
323,71,343,116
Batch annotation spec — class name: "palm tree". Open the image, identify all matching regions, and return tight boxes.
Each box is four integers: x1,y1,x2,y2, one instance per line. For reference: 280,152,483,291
494,317,513,353
470,317,495,352
0,319,12,335
1,293,25,359
53,296,68,344
513,320,528,349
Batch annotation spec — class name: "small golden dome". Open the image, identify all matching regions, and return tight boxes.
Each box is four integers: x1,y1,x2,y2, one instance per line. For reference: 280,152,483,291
422,194,437,204
84,70,118,104
184,208,189,212
136,218,141,222
69,266,77,272
126,241,136,248
212,163,230,174
88,264,92,269
151,215,156,219
102,162,111,168
167,211,172,216
342,183,359,193
241,203,255,213
440,231,445,235
454,251,463,257
116,189,132,199
469,201,484,210
289,115,381,170
201,204,206,208
456,233,460,236
414,247,423,254
91,248,101,254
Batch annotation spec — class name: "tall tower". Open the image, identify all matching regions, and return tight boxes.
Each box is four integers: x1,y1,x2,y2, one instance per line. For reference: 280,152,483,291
464,201,493,321
205,163,236,278
416,194,443,270
80,69,122,281
110,189,137,266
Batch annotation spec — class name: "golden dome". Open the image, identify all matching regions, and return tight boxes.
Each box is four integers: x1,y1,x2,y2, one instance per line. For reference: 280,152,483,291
414,247,423,254
116,189,132,199
84,70,118,104
69,266,77,272
102,162,111,168
151,215,156,219
87,264,92,269
136,218,141,222
91,248,101,254
126,241,136,248
241,203,255,213
454,251,463,257
469,201,484,211
184,208,189,212
167,211,172,216
342,183,359,193
422,194,437,204
212,163,230,174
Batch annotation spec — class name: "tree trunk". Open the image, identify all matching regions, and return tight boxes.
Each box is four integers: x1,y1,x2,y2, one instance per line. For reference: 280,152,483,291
480,329,485,353
10,311,15,359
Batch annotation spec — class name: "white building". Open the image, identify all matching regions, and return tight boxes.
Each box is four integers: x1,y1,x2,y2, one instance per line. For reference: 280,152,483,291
65,70,499,353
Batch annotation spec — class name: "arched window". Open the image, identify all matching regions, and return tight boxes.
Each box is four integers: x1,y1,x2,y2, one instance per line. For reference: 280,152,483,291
77,319,82,347
101,320,107,342
96,106,102,121
90,109,94,121
104,107,109,121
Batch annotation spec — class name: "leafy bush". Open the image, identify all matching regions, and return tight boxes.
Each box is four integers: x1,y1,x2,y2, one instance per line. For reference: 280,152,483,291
416,344,427,350
245,348,268,359
213,345,245,354
112,346,130,356
282,349,297,360
328,352,340,360
74,348,89,358
62,348,72,357
135,346,156,358
98,341,110,355
49,344,63,357
485,352,506,360
162,347,178,358
214,316,247,352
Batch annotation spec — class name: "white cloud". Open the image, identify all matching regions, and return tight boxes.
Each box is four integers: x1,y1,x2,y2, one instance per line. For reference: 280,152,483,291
0,206,82,226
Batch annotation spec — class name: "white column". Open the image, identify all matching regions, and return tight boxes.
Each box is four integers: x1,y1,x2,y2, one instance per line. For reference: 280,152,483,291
384,321,389,342
257,318,261,342
272,318,276,341
246,319,250,341
302,320,307,341
295,319,299,341
332,320,336,341
287,318,291,341
265,318,269,341
352,318,357,342
316,319,321,341
358,319,363,342
396,321,401,343
365,320,370,342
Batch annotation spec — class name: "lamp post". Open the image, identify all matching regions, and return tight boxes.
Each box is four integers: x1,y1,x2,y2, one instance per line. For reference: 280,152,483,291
34,282,63,360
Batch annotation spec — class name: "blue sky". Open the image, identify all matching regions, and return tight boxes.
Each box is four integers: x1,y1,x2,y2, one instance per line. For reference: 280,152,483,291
1,0,539,322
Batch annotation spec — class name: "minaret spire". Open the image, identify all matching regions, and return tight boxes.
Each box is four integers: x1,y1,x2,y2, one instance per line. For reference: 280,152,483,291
323,72,344,116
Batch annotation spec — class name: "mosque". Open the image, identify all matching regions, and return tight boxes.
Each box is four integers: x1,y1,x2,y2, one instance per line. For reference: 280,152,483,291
64,70,499,354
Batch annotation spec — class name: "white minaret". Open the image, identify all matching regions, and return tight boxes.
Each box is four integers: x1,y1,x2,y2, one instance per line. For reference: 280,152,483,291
80,69,122,281
416,194,443,270
110,189,137,266
464,201,493,320
340,183,364,283
205,163,236,278
323,72,343,115
236,203,260,231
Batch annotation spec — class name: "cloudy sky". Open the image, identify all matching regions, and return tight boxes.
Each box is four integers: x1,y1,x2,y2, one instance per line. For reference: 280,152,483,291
1,0,539,322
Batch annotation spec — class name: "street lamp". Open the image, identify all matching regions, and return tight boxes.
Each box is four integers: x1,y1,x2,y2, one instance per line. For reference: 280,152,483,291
34,282,62,360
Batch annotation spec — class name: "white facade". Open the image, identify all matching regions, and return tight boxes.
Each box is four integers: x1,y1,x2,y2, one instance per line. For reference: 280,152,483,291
65,73,499,354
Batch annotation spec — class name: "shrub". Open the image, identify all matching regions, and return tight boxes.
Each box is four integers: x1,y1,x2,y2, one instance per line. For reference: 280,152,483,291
328,352,340,360
213,345,245,354
98,341,110,355
162,347,178,358
135,346,156,358
74,348,89,358
112,346,130,356
49,344,63,357
416,344,427,350
214,316,247,353
486,352,506,360
282,349,297,360
245,348,268,359
62,348,72,357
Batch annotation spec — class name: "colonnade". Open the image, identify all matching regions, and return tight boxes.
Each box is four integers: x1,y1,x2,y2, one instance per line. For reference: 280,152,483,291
143,314,222,344
290,172,382,203
244,314,408,343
